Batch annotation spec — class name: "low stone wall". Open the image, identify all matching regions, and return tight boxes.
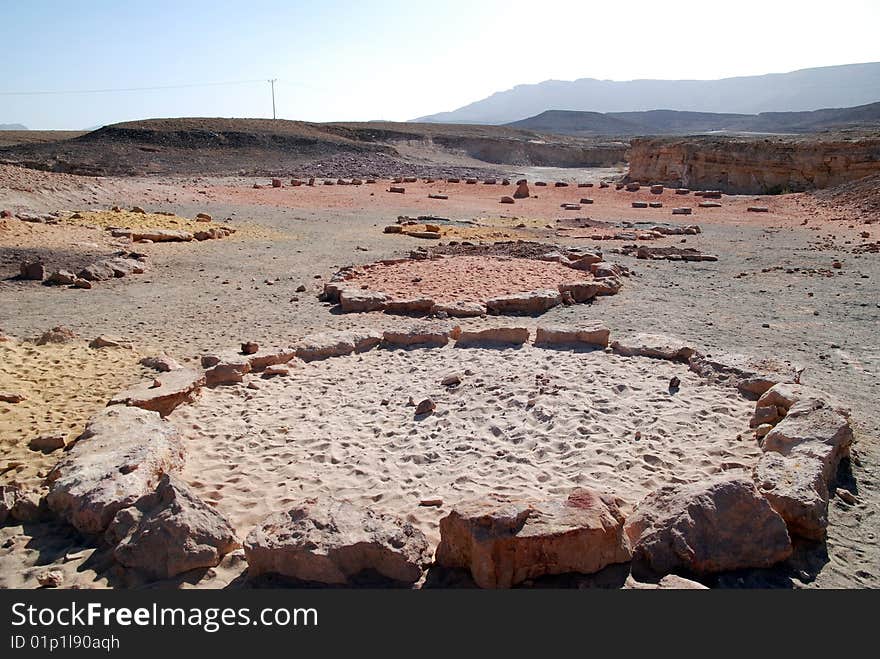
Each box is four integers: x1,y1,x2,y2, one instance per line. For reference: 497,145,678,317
29,325,855,588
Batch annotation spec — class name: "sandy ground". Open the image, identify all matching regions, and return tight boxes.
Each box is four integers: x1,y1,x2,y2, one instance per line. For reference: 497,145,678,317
0,165,877,589
173,346,757,551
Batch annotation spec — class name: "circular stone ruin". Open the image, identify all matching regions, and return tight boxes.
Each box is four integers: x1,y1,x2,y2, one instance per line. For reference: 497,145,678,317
35,323,855,588
321,248,626,316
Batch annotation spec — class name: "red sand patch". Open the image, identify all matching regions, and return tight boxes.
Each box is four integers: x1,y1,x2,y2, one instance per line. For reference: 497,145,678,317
348,255,592,304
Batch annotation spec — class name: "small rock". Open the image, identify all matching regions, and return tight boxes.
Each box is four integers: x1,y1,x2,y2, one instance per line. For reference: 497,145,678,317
241,341,259,355
0,392,27,404
441,373,462,387
415,398,436,415
36,570,64,588
836,488,857,505
28,433,67,453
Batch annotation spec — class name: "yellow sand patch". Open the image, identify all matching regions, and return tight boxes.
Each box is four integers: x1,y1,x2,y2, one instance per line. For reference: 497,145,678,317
64,210,291,241
0,340,148,490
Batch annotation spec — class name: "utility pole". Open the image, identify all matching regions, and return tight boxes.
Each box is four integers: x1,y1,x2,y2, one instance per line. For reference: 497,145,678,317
268,78,277,120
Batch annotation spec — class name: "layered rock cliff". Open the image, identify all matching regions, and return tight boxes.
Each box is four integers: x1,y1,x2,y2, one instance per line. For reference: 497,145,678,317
626,135,880,194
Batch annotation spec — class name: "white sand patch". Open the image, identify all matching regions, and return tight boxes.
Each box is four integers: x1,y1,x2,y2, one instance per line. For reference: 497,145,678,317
171,345,759,547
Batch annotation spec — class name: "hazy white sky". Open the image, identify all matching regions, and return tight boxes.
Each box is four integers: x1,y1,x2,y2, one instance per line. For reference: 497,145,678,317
3,0,879,128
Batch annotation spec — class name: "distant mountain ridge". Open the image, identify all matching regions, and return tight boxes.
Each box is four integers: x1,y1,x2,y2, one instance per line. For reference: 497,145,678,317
0,124,28,130
415,63,880,124
505,102,880,136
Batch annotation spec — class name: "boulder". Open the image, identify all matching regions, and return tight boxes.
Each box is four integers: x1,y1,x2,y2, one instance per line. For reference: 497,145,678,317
761,400,853,485
456,327,530,346
293,330,382,362
382,323,461,348
567,252,602,269
756,383,837,416
590,262,623,278
513,181,530,199
535,323,610,348
244,499,430,584
753,452,829,540
429,301,483,317
107,474,239,579
245,346,298,372
108,368,205,417
625,474,792,575
557,281,599,303
46,407,185,534
339,290,388,313
611,334,697,361
486,289,562,315
688,352,800,397
20,261,45,280
435,488,632,588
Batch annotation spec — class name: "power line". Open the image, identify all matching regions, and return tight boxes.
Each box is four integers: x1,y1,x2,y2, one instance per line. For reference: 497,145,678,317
0,79,267,96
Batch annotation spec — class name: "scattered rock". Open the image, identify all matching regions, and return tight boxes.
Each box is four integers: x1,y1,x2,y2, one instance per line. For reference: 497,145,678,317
0,392,27,404
415,398,436,415
500,196,515,204
241,341,259,355
436,488,632,588
205,359,252,387
513,181,530,199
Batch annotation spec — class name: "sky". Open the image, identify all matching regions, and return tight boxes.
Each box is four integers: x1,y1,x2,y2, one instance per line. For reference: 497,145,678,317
3,0,880,129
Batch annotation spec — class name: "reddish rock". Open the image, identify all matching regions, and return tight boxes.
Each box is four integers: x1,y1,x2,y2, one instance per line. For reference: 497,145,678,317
557,281,599,303
35,326,77,345
139,354,183,372
500,196,515,204
436,488,632,588
338,290,388,313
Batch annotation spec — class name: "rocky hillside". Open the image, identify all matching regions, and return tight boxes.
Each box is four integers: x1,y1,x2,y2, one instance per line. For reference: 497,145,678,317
625,134,880,194
507,103,880,137
0,118,626,176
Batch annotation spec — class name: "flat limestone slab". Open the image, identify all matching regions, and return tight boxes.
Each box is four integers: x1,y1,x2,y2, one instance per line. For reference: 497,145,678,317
109,368,205,417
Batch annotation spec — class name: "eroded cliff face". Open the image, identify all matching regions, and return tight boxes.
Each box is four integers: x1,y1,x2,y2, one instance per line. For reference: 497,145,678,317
626,136,880,194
